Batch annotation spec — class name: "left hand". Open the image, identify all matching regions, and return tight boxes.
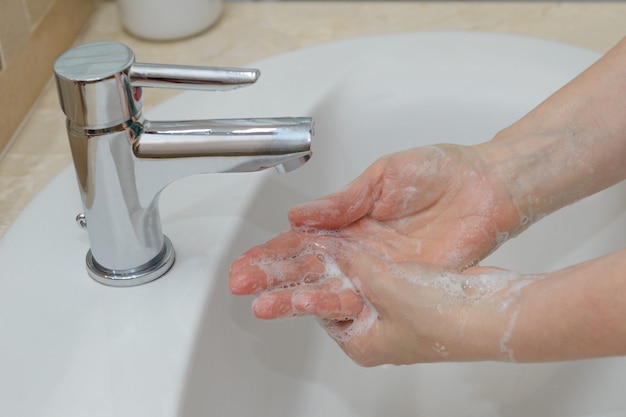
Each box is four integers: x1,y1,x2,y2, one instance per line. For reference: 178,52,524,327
229,230,520,366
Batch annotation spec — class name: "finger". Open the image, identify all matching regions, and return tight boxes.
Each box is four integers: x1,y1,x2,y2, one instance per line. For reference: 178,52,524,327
293,287,364,319
229,265,268,295
252,290,297,319
230,230,310,275
229,231,318,294
288,163,383,230
230,250,326,295
252,284,364,320
326,238,386,305
319,302,382,365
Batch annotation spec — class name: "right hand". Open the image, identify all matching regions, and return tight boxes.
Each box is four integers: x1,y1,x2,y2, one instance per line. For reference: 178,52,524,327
286,144,523,270
230,143,525,301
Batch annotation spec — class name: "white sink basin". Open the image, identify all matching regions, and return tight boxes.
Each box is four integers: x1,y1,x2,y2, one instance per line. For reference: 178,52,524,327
1,32,625,416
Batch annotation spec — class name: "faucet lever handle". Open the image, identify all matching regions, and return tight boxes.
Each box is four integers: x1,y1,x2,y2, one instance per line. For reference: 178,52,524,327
54,41,261,128
130,63,260,91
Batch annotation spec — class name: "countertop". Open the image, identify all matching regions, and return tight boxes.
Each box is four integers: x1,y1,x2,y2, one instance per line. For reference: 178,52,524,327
1,1,625,236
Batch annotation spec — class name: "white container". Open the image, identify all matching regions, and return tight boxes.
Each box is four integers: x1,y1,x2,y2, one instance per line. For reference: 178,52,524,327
118,0,223,41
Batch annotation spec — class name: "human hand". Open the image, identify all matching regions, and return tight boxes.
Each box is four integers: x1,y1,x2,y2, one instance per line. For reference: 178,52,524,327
229,230,525,366
256,144,524,276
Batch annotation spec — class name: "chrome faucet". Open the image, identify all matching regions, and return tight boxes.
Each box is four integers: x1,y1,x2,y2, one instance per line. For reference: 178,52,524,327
53,41,313,287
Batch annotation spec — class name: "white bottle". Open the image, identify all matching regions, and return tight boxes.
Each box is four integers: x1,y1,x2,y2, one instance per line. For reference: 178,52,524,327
118,0,223,41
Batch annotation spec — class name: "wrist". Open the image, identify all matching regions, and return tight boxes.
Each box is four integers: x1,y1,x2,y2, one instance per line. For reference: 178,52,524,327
474,128,564,234
496,249,626,362
451,267,537,362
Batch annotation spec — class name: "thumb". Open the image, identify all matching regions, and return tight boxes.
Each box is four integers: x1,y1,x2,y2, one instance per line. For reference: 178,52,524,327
288,165,382,230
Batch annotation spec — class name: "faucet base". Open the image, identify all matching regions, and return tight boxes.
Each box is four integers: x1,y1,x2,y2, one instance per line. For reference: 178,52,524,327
86,237,175,287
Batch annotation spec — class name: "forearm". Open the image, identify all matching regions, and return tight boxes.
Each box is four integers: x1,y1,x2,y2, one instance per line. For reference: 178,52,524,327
477,37,626,233
491,247,626,362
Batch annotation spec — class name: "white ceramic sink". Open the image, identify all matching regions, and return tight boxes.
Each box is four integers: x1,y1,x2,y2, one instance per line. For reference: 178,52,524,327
1,32,625,417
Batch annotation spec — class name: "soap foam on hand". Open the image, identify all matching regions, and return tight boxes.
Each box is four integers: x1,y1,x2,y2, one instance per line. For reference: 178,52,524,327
389,262,546,362
251,230,380,344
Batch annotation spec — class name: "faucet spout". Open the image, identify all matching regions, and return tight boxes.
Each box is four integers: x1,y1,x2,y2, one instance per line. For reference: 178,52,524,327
132,117,313,211
135,117,313,170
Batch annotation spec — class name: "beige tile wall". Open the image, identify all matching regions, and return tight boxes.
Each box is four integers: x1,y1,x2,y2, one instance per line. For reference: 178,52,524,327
0,0,97,155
